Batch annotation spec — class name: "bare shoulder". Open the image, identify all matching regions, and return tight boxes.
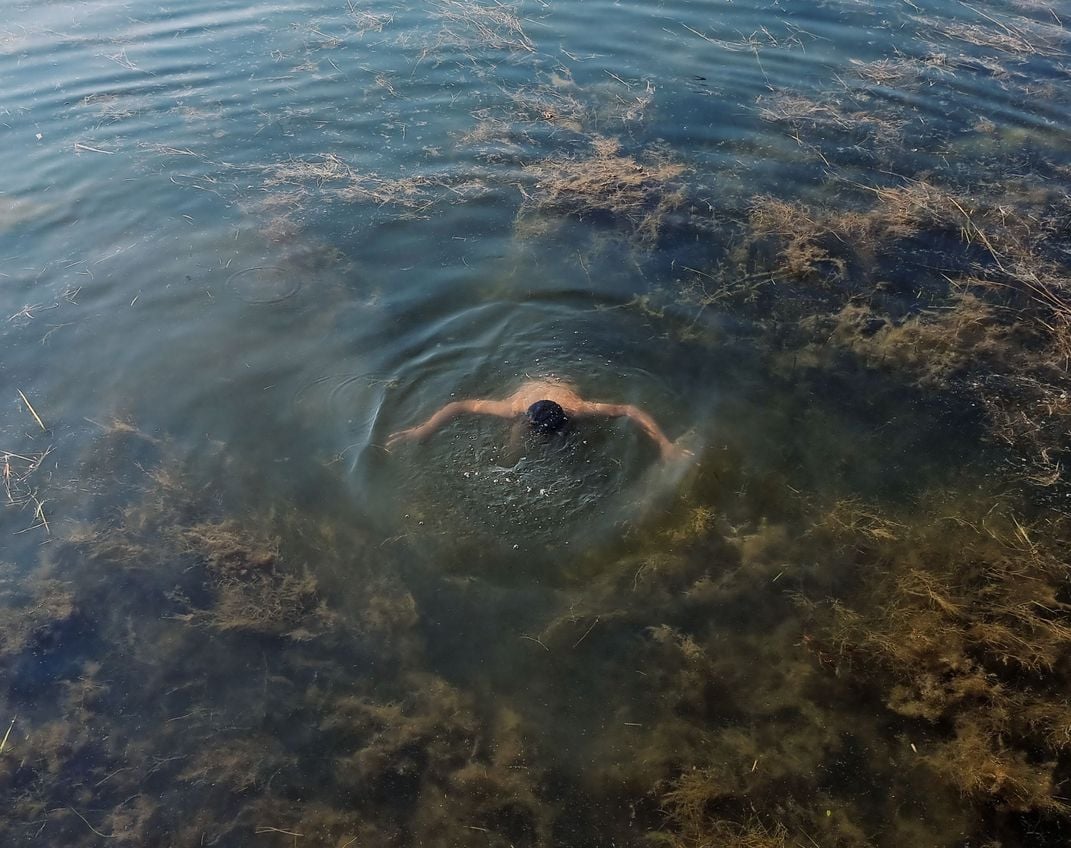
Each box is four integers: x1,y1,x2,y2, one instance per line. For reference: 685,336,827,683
519,380,587,413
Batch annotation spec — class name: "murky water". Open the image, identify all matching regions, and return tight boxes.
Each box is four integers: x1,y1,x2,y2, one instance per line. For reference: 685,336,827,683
2,0,1070,845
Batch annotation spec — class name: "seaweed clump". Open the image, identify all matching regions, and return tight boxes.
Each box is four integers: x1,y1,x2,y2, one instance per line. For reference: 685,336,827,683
0,574,77,665
167,521,334,640
801,495,1071,824
518,137,688,247
0,432,564,847
315,676,550,847
668,174,1071,496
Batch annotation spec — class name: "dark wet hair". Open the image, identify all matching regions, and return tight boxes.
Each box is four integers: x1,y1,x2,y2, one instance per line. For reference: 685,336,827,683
526,399,568,433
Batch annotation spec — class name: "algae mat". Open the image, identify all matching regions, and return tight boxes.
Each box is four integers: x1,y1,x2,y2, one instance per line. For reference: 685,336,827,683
1,0,1070,845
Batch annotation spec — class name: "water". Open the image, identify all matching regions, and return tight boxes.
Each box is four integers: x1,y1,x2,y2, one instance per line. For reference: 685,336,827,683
2,0,1070,845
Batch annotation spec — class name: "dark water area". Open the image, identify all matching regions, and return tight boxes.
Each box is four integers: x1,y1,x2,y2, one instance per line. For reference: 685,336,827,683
2,0,1071,845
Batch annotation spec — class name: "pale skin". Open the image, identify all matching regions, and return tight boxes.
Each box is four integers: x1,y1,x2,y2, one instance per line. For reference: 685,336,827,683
386,379,691,461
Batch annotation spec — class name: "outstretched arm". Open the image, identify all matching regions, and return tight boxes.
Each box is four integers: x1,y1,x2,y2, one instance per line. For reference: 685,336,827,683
386,399,514,448
578,402,687,460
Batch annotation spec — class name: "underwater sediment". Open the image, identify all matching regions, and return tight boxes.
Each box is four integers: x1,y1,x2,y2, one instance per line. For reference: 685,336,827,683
2,0,1070,846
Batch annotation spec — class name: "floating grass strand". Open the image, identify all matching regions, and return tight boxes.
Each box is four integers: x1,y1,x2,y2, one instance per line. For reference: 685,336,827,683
0,716,15,754
15,389,46,431
63,807,118,839
433,0,535,53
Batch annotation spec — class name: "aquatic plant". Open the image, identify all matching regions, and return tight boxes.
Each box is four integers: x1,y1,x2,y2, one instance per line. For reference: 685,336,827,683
3,0,1071,845
517,136,687,246
801,494,1071,816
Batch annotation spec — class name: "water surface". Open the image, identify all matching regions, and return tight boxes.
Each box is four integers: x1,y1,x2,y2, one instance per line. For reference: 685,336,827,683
2,0,1070,845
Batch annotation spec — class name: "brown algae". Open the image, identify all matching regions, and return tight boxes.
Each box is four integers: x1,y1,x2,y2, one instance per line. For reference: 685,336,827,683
3,4,1071,847
4,178,1071,848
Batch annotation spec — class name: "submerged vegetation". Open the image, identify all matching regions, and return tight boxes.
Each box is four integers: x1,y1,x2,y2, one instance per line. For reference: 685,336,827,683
2,0,1071,846
517,136,687,246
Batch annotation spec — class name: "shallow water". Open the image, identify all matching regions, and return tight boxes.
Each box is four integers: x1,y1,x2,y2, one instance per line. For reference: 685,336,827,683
2,0,1070,845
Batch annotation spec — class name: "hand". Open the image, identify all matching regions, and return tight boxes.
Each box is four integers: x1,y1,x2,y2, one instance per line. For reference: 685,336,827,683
661,440,696,462
385,427,424,450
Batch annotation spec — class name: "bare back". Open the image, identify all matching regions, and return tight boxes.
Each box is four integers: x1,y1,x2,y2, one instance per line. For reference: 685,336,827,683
501,379,589,416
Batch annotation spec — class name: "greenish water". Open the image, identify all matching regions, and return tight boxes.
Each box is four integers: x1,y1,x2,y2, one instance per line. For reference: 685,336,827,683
2,0,1070,845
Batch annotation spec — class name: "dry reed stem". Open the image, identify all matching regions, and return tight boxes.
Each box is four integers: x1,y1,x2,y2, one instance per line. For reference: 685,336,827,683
254,826,305,836
15,389,46,431
0,717,15,754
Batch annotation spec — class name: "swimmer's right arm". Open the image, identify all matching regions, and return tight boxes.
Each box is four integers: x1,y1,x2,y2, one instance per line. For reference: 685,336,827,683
386,399,514,448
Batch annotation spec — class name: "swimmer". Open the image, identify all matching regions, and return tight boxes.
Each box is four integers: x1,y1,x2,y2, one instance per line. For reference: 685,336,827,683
386,378,692,461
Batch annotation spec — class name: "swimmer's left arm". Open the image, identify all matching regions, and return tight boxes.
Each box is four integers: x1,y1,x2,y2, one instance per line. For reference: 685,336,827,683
577,402,691,460
386,399,514,448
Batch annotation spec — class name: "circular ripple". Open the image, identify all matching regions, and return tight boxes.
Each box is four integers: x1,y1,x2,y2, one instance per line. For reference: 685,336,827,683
330,297,713,582
226,266,302,304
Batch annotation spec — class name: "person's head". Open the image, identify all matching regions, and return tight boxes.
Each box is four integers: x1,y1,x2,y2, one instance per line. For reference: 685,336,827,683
526,399,568,434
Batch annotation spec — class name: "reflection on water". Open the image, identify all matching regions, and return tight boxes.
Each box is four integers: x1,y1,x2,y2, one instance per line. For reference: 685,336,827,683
1,0,1070,845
